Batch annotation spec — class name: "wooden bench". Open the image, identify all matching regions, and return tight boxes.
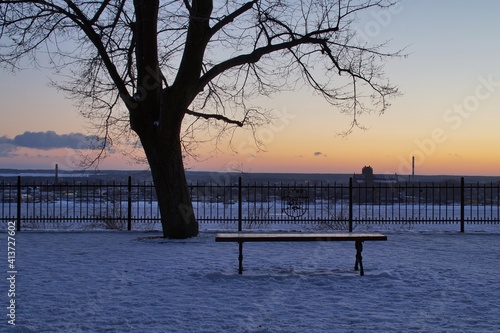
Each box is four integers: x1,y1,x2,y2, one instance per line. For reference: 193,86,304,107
215,232,387,276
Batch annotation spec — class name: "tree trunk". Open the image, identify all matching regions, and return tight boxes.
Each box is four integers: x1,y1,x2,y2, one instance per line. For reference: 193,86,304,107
129,0,209,239
128,0,198,238
137,118,199,239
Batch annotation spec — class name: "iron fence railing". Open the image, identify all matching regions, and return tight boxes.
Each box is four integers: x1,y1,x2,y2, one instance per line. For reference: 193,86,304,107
1,176,500,231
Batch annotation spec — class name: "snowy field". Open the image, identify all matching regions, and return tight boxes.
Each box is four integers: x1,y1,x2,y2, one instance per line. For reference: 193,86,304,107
2,225,500,332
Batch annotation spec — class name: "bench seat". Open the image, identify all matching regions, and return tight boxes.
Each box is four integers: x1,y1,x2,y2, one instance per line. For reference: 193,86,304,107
215,232,387,242
215,232,387,276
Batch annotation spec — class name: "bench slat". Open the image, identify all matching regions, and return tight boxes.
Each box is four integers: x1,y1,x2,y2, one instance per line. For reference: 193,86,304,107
215,232,387,242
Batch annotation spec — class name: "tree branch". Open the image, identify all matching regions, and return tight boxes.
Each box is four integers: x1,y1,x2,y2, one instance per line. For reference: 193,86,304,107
90,0,110,24
185,108,245,127
210,0,257,37
196,35,327,96
183,0,192,14
61,0,132,102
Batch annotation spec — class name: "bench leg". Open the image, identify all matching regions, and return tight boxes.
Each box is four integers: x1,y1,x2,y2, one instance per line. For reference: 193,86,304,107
238,241,243,274
354,240,364,276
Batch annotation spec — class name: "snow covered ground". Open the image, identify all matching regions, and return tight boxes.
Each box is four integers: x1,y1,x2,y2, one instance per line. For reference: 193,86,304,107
2,225,500,332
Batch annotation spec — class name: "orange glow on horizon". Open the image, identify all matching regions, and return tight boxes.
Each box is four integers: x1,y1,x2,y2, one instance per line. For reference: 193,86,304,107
1,146,499,176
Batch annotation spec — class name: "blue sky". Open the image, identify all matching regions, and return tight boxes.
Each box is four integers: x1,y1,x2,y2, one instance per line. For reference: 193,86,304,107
1,0,500,175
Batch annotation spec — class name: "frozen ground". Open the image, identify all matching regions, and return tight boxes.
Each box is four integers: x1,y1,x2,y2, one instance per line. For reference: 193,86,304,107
2,225,500,332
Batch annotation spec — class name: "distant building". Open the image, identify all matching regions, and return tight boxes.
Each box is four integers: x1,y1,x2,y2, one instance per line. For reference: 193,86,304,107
353,166,399,185
352,166,400,204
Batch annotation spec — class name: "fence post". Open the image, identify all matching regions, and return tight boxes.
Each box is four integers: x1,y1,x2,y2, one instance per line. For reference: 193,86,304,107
238,177,242,232
16,176,21,231
128,176,132,231
349,177,353,232
460,177,465,233
238,177,243,273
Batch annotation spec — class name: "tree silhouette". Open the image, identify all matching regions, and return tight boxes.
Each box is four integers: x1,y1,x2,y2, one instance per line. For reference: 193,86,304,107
0,0,401,238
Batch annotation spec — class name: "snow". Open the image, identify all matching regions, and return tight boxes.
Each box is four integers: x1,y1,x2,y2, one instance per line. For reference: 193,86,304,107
3,225,500,332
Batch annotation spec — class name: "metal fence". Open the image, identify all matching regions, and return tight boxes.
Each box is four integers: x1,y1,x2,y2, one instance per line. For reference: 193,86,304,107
1,176,500,231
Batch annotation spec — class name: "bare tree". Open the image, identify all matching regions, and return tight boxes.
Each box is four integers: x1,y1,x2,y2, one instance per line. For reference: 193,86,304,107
0,0,401,238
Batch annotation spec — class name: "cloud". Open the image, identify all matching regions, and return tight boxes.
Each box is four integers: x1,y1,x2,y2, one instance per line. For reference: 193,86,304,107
0,136,12,145
313,151,327,157
0,131,103,150
0,143,17,157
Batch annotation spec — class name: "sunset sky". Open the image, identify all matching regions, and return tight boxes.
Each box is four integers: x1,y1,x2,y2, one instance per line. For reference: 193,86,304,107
1,0,500,176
